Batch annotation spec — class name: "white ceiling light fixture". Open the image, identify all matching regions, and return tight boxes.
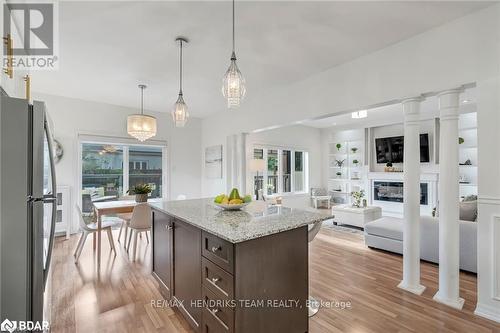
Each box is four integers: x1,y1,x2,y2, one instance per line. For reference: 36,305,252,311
222,0,246,109
352,110,368,119
127,84,157,142
172,37,189,127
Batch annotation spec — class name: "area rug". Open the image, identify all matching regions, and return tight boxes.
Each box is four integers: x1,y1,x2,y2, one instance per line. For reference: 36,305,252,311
321,219,364,235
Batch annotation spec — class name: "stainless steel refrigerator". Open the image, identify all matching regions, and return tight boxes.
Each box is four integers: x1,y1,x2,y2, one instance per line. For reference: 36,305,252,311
0,92,57,324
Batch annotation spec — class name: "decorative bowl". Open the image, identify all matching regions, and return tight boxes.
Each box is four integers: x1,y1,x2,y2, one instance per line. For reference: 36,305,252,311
214,202,250,211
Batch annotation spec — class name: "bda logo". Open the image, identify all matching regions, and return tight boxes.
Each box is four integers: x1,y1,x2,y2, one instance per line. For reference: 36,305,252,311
0,319,17,333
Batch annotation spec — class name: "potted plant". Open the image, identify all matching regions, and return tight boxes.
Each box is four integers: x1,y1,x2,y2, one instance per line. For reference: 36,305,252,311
384,162,394,172
127,183,152,203
352,159,359,166
335,159,346,168
266,184,275,195
336,143,342,151
351,190,365,208
351,147,358,154
336,171,342,178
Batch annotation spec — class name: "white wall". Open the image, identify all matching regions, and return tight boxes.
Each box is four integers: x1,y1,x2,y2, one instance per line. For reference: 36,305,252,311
248,125,322,185
201,5,499,139
246,125,322,207
200,4,500,320
201,124,322,198
32,92,202,233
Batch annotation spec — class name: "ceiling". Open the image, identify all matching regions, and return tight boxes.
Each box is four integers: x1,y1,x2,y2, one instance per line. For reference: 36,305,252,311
32,1,491,118
301,88,477,130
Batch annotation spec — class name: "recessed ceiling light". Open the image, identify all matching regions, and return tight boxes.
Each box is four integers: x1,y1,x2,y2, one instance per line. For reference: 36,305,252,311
331,122,337,126
461,99,471,104
352,110,367,119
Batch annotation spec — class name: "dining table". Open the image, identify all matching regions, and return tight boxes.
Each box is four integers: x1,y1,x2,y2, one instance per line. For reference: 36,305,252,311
93,198,164,269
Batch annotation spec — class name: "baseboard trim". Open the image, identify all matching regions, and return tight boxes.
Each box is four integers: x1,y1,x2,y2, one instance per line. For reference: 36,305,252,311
475,303,500,323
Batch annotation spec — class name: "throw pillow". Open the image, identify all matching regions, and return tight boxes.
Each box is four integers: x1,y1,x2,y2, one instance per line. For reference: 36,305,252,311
462,195,478,202
459,200,477,222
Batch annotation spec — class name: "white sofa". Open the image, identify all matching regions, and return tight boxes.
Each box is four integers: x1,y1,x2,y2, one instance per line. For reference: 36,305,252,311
364,216,477,273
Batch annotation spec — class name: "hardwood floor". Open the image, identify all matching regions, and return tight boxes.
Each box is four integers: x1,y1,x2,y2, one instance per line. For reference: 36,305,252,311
49,226,500,332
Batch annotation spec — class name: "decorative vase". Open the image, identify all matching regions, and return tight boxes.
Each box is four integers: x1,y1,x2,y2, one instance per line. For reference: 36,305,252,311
135,193,148,203
363,199,367,207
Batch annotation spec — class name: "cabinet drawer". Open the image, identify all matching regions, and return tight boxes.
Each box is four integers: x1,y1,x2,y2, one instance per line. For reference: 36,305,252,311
202,257,234,300
202,232,234,274
201,287,234,333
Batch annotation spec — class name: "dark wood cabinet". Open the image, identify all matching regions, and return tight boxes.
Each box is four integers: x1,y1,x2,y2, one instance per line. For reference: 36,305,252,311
151,207,308,333
151,210,173,299
173,219,202,330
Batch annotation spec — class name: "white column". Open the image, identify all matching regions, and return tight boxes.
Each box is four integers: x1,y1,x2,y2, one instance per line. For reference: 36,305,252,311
398,98,426,295
433,89,464,309
226,133,247,194
474,78,500,323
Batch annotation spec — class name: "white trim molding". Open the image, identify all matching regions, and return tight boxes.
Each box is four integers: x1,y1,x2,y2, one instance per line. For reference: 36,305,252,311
493,216,500,301
475,303,500,324
478,196,500,205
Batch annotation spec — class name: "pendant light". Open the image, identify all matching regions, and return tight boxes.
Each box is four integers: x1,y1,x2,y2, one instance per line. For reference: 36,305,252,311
127,84,157,142
222,0,246,108
172,37,189,127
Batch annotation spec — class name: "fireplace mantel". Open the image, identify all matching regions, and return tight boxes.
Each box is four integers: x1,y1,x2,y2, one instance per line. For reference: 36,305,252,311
368,172,439,182
367,172,438,217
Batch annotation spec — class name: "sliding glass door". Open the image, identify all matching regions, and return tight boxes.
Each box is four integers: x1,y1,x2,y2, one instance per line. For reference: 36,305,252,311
129,146,163,198
81,144,124,212
81,141,166,211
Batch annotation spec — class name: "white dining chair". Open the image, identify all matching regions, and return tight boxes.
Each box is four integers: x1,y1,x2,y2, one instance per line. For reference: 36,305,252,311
74,204,116,263
117,213,131,246
116,195,135,245
126,203,152,261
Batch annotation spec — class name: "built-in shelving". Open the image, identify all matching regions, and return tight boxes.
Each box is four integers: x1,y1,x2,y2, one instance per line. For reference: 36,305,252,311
328,138,366,205
458,112,477,197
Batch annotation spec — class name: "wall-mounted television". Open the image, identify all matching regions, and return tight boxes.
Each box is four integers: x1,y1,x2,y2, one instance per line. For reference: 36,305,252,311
375,133,430,164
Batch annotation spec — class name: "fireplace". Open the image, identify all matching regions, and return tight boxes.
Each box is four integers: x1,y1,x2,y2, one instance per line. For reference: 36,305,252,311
373,181,428,205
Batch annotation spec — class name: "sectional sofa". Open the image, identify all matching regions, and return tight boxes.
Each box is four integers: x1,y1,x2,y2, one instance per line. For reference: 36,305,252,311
364,215,477,273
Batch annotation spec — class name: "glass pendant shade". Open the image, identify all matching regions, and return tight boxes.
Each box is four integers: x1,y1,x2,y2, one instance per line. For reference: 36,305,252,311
222,52,246,108
127,84,157,142
172,94,189,128
127,114,157,142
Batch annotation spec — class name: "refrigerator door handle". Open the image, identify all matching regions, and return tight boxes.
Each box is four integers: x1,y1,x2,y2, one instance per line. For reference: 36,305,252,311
43,118,57,288
43,194,57,202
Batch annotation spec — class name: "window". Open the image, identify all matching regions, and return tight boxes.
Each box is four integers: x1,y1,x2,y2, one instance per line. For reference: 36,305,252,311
81,142,165,212
294,151,305,192
267,150,278,194
253,149,264,196
129,146,163,199
282,150,291,193
252,147,308,196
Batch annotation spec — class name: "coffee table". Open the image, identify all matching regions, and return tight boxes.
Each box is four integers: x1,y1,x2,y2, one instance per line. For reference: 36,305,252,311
331,205,382,228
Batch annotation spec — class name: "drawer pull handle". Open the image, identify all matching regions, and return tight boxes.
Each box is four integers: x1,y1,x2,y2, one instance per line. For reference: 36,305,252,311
211,277,220,284
209,307,229,330
211,246,221,253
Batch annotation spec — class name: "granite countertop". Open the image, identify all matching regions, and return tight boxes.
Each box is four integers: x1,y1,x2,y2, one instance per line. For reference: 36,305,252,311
149,198,332,243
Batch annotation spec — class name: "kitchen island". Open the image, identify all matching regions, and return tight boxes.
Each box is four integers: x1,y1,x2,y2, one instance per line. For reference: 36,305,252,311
149,198,331,333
